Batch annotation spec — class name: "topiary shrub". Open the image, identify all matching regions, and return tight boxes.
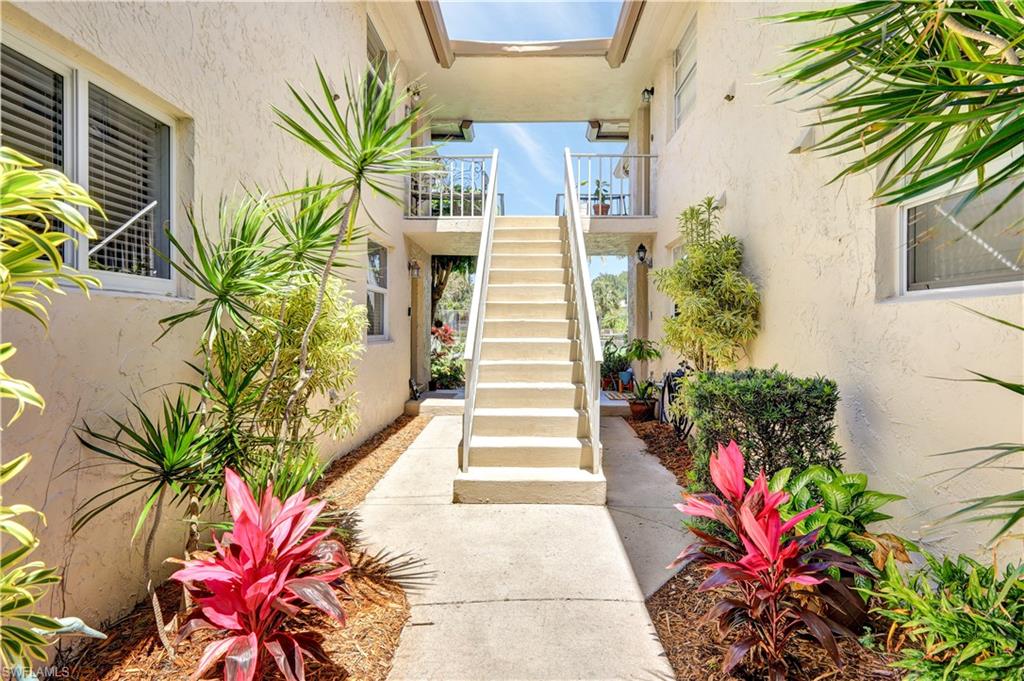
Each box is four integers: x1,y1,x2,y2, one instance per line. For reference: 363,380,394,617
676,367,844,491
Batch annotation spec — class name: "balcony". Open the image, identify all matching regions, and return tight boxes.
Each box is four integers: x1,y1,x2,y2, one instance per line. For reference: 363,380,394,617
555,152,656,217
407,155,505,218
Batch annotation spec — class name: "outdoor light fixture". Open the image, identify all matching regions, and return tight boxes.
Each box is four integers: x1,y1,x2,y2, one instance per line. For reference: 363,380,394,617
636,243,649,266
641,87,654,103
408,260,421,279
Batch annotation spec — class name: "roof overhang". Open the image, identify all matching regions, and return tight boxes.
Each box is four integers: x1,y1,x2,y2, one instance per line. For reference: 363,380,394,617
415,0,646,69
373,1,683,122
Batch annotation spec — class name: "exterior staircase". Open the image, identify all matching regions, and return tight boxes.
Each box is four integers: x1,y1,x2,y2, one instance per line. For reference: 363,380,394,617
454,216,607,504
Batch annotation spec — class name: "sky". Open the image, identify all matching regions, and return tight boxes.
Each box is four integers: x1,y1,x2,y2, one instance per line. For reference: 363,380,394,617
438,1,623,42
439,123,625,215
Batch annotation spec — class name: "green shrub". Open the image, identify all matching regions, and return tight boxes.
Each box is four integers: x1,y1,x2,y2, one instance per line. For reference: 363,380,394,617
871,553,1024,681
678,367,844,491
431,339,465,389
769,465,914,584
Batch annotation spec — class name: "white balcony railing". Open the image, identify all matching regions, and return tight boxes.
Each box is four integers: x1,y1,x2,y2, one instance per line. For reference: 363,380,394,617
407,154,505,218
555,152,657,217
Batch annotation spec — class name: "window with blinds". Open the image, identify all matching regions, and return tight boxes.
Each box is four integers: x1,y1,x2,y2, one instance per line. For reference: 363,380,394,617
905,181,1024,291
1,44,64,170
367,240,388,338
1,38,175,292
88,84,171,279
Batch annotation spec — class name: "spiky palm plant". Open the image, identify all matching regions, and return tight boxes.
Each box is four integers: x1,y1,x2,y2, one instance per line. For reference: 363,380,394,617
272,63,438,449
771,1,1024,218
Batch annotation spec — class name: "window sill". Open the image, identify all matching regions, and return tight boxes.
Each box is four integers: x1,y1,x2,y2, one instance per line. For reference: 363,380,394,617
885,279,1024,303
62,281,191,303
367,336,393,346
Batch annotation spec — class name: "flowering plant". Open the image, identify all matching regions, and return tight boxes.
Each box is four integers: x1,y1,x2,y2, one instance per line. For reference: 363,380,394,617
171,469,350,681
670,441,867,679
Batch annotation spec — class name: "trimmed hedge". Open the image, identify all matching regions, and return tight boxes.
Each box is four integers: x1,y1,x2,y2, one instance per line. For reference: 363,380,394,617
680,367,844,491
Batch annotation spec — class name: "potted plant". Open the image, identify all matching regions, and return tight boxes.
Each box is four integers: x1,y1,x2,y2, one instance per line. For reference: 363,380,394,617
601,339,630,390
623,338,662,365
581,179,612,215
628,378,658,420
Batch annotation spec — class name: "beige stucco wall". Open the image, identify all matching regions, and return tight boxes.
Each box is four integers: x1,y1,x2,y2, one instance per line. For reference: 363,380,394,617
643,2,1023,560
2,1,418,626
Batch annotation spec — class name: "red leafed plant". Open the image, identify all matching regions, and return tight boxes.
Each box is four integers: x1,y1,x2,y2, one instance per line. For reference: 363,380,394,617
669,441,868,680
430,322,455,346
170,469,351,681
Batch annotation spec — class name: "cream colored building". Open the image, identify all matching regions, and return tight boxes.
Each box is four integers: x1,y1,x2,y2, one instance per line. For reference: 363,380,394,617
2,0,1021,627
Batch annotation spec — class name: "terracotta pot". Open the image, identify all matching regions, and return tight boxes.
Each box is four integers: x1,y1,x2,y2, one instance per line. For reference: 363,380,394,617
592,203,610,216
629,400,655,420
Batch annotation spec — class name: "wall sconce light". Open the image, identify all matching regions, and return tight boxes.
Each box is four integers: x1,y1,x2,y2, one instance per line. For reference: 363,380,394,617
408,260,421,279
723,81,736,102
641,87,654,103
636,242,649,266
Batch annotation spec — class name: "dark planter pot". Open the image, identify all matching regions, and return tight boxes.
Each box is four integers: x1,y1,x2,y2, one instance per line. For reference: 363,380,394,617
601,376,613,390
428,379,438,391
629,400,655,420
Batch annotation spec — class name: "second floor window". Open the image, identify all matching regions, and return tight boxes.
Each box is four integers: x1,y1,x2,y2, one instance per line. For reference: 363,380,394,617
673,14,697,132
367,19,388,88
1,38,175,294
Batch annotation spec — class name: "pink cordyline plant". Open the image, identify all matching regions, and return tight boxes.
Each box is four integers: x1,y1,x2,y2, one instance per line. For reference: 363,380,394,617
670,441,867,680
171,469,350,681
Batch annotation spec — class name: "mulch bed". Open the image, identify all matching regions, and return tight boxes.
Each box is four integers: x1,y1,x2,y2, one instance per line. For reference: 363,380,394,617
648,566,905,681
65,415,432,681
625,417,903,680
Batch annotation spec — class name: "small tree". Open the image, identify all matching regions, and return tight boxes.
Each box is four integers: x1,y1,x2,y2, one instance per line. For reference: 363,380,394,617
653,198,760,372
431,255,474,321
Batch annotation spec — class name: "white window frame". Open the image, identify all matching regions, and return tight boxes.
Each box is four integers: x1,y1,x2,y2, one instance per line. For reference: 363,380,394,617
366,240,389,341
672,12,697,134
2,30,178,297
897,167,1024,300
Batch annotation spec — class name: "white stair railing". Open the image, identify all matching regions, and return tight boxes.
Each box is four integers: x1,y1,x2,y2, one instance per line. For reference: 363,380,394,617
461,149,500,472
563,148,603,472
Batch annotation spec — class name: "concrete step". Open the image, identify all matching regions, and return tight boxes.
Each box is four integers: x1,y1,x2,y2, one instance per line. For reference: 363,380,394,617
453,466,606,504
480,338,577,361
487,284,567,303
475,381,581,409
490,253,564,269
489,268,566,285
477,359,579,383
483,318,572,338
472,407,584,437
491,240,564,255
492,227,563,241
485,300,572,320
467,435,587,467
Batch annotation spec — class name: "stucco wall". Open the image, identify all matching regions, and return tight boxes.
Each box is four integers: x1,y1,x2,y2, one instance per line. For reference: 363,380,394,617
644,2,1023,560
2,0,417,626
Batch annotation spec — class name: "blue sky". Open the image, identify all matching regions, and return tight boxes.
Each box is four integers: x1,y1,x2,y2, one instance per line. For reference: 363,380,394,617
439,123,624,215
438,1,623,42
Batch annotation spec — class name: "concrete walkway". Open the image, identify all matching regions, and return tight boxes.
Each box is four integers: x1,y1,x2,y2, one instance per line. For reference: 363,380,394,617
357,416,687,680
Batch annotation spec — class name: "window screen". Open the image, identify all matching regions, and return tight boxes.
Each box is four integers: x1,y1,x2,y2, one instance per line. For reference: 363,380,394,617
87,83,171,279
673,16,697,131
906,182,1024,290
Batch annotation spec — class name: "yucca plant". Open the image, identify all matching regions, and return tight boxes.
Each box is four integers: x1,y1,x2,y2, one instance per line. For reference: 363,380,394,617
73,391,218,656
771,2,1024,220
272,63,438,449
871,552,1024,681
